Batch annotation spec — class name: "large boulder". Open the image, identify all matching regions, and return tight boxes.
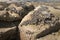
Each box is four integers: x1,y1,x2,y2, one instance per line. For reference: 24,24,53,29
18,6,60,40
0,2,34,21
0,3,34,21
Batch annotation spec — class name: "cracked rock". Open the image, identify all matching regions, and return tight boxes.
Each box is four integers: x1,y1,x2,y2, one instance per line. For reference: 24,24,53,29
18,6,60,40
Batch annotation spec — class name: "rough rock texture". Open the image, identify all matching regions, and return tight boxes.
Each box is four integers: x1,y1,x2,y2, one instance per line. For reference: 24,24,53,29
0,10,21,21
18,6,60,40
0,2,35,40
0,21,20,40
0,2,9,10
37,30,60,40
0,2,34,21
0,2,60,40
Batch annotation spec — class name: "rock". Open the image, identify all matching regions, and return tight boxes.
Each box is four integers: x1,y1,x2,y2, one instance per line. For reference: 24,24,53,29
0,21,18,40
0,5,4,10
0,2,34,21
0,10,21,21
18,6,60,40
0,2,9,10
24,2,35,11
37,30,60,40
53,6,60,10
47,6,60,18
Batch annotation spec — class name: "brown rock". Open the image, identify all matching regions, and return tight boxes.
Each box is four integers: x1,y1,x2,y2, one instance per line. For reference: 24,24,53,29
0,22,17,40
0,2,34,21
0,10,21,21
0,2,9,10
37,30,60,40
18,6,60,40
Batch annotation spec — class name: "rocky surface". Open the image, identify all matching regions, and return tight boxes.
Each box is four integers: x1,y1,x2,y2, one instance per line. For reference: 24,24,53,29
37,30,60,40
18,5,60,40
0,2,34,21
0,21,20,40
0,2,60,40
0,2,34,40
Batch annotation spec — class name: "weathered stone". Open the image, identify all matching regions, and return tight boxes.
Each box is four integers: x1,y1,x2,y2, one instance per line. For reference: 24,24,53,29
24,2,35,11
36,30,60,40
0,2,9,10
0,10,21,21
0,2,34,21
18,6,60,40
53,6,60,10
0,22,17,40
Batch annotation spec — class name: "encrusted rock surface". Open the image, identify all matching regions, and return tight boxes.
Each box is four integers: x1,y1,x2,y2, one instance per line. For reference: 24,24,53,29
0,2,34,21
0,2,60,40
0,2,34,40
18,6,60,40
